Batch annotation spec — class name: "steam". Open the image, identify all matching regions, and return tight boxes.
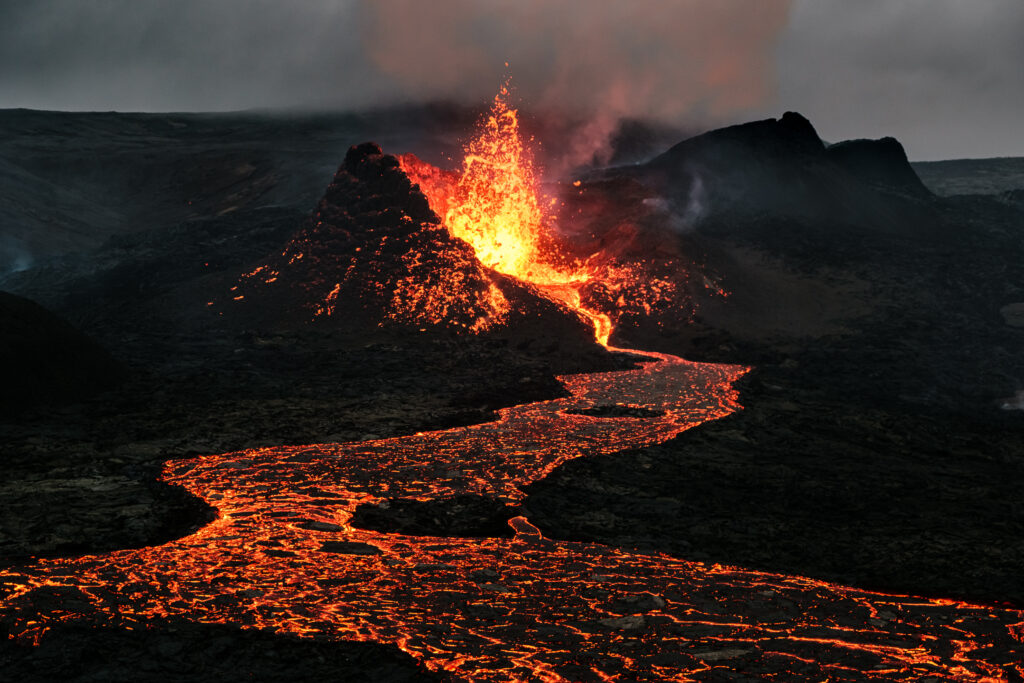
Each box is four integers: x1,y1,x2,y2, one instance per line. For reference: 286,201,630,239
681,176,707,228
363,0,793,173
1000,390,1024,411
0,236,33,279
641,174,706,233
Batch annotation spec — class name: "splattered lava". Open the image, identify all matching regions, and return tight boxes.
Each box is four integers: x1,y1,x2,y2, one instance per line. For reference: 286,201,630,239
2,88,1023,680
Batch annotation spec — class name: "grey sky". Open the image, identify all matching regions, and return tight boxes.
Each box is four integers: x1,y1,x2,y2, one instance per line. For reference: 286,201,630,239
776,0,1024,160
1,0,1021,160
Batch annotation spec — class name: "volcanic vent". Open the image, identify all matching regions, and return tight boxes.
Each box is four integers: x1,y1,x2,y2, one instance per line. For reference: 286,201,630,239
216,141,597,350
217,84,701,351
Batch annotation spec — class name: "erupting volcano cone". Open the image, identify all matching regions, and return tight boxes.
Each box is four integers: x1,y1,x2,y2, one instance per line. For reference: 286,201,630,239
214,142,599,351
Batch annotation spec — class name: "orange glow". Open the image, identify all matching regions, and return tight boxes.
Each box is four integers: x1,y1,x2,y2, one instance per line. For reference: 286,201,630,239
401,84,617,345
3,354,1022,680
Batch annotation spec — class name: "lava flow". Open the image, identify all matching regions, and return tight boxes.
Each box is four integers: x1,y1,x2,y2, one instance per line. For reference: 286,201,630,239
2,353,1022,680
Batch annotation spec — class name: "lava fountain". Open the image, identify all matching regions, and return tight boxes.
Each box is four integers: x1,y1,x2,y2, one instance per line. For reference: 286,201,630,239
401,83,621,345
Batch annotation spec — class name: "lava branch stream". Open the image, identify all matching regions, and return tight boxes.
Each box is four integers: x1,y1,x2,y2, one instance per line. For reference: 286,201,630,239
2,353,1022,681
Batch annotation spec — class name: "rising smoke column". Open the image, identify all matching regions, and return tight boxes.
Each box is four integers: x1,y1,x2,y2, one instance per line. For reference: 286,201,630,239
362,0,793,170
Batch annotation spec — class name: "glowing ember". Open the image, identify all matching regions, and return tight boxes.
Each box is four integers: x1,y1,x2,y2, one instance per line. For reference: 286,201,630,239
219,142,520,334
224,83,685,345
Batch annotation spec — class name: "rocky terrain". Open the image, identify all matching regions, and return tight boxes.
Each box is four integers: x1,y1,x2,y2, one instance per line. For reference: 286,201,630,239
2,107,1023,679
913,156,1024,197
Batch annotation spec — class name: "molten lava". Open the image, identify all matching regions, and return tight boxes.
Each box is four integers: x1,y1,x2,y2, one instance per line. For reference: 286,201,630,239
2,354,1022,680
401,84,619,345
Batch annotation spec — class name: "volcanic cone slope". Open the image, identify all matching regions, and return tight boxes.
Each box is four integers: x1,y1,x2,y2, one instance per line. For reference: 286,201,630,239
218,142,600,353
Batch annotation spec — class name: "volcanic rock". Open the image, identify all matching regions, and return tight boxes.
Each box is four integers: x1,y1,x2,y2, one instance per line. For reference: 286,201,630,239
825,136,931,197
319,541,382,555
0,620,437,682
567,405,664,418
607,592,666,614
598,614,646,630
0,291,124,413
350,495,519,539
622,111,936,236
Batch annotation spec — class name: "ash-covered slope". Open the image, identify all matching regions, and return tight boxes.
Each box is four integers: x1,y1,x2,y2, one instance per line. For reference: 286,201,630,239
624,111,935,238
214,142,601,353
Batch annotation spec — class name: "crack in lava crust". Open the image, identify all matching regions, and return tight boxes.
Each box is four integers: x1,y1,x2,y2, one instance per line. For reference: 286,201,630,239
2,353,1023,681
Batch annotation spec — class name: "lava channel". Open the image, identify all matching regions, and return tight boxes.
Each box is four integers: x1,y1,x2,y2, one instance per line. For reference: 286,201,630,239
2,353,1022,681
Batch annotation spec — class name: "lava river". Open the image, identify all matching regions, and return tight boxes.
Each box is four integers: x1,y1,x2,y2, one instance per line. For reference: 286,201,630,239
2,350,1022,681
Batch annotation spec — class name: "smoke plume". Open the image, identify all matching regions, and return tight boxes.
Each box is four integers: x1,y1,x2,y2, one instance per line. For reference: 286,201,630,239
1,1,792,170
363,1,793,170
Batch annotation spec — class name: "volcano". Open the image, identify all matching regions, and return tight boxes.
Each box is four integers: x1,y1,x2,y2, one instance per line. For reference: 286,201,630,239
215,85,698,352
215,141,600,355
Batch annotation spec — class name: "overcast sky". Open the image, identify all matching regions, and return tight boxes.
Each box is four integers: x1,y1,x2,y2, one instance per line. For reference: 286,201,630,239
1,0,1021,160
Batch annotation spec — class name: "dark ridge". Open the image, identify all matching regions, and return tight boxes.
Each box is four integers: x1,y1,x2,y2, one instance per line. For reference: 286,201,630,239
654,111,826,162
616,111,936,239
826,137,931,197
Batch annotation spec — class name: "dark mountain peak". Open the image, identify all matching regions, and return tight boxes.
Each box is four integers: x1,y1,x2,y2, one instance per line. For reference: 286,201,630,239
653,111,825,169
318,142,435,230
778,111,820,144
616,112,937,236
826,137,931,197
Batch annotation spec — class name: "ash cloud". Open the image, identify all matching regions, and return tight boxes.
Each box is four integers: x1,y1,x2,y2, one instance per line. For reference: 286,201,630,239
0,0,792,118
364,1,792,120
0,0,381,112
363,0,793,172
4,1,1021,161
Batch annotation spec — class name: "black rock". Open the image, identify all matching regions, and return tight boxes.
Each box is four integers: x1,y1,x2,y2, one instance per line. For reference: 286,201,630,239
350,495,519,539
826,137,931,197
0,620,438,682
620,111,936,238
0,291,124,413
319,541,382,555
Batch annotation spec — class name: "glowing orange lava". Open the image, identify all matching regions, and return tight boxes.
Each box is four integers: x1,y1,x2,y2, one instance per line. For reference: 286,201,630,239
2,355,1021,680
401,84,615,345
